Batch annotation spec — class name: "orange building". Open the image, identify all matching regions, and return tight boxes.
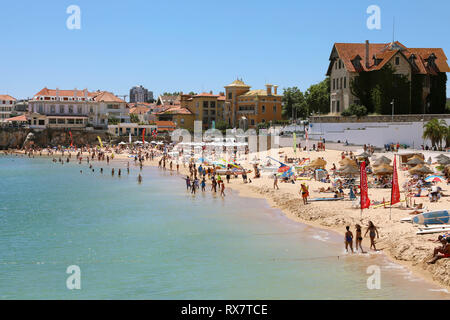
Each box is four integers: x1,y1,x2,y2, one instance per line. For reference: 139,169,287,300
180,92,225,129
224,79,283,128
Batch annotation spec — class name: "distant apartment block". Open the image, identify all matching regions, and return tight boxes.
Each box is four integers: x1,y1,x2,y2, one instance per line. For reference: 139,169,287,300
130,85,154,103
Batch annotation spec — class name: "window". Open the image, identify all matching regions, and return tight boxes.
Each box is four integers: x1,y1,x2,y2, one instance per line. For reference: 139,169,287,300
333,79,335,90
203,101,208,109
273,106,277,113
67,119,75,124
228,92,232,99
38,105,43,113
50,106,55,113
68,106,74,114
344,77,347,89
340,78,343,89
180,118,185,124
77,106,82,114
262,105,265,113
336,101,340,113
38,120,45,125
210,101,215,109
90,107,94,113
60,105,65,113
395,57,400,65
57,118,65,124
49,118,56,124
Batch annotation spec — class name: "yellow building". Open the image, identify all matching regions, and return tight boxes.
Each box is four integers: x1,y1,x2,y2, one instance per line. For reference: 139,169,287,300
155,105,195,131
224,79,283,128
181,92,225,129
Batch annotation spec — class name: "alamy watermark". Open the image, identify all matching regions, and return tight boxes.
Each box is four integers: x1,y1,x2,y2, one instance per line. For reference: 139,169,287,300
366,265,381,290
66,265,81,290
66,5,81,30
366,5,381,30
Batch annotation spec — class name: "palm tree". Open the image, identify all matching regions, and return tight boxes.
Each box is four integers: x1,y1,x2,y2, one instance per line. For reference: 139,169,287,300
423,119,447,149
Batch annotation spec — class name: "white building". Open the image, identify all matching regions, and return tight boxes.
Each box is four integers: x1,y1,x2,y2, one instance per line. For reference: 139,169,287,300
28,88,129,129
0,95,16,121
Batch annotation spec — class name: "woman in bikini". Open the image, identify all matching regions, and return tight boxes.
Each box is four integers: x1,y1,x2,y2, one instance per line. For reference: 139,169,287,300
355,224,366,253
364,221,379,251
345,226,354,253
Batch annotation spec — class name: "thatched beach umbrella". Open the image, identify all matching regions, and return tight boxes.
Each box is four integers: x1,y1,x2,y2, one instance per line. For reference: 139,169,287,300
373,164,393,175
437,157,450,165
338,165,360,176
436,154,450,161
339,157,358,167
308,158,327,169
357,151,371,159
409,164,433,176
373,156,391,166
407,157,425,166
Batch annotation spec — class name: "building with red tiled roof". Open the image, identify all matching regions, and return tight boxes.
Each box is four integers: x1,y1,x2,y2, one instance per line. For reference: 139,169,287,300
28,88,129,129
327,41,450,114
155,105,194,131
154,120,176,132
0,95,17,121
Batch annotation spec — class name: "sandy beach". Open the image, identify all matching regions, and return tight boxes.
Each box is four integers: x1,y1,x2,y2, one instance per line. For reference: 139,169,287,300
11,144,450,292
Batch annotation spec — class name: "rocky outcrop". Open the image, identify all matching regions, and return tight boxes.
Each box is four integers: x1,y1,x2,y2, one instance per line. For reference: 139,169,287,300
0,128,111,149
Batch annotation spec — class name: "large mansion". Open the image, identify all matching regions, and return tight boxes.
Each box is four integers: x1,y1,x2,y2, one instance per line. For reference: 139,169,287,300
327,41,450,114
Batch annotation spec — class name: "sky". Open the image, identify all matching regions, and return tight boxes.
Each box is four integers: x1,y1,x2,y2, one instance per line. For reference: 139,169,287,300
0,0,449,100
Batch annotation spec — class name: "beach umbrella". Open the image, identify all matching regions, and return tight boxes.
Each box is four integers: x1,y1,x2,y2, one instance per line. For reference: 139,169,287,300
373,164,393,175
372,156,391,166
409,164,433,175
118,142,127,145
436,154,450,160
337,165,360,176
339,157,358,167
357,151,371,159
424,175,444,183
437,157,450,165
278,165,291,173
407,157,425,166
307,158,327,169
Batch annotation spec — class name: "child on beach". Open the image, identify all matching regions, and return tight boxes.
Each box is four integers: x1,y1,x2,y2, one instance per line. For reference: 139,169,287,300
201,178,206,192
273,174,279,190
345,226,354,253
220,181,225,197
364,221,379,251
300,183,309,205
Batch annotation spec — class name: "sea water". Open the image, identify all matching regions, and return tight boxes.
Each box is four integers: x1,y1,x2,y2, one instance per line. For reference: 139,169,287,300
0,155,448,299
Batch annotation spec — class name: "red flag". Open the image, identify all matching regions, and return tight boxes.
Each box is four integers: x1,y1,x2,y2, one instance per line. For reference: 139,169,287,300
142,128,146,144
360,161,370,209
69,131,73,147
391,155,400,205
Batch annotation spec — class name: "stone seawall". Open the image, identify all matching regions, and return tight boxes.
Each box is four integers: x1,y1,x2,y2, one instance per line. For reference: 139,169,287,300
0,128,110,149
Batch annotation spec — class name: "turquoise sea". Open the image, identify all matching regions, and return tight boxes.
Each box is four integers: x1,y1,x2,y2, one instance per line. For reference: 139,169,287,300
0,155,448,299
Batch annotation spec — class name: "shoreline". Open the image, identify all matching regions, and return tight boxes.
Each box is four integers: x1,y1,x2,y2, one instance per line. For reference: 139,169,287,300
6,149,450,295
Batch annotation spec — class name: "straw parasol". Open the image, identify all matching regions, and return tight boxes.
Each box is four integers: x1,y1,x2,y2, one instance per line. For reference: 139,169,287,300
307,158,327,169
372,156,391,166
357,151,371,159
339,157,358,167
337,164,360,176
436,154,450,161
373,164,393,175
408,164,433,175
407,157,425,166
437,157,450,165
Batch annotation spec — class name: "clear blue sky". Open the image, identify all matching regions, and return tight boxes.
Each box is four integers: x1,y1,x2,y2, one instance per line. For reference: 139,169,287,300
1,0,449,99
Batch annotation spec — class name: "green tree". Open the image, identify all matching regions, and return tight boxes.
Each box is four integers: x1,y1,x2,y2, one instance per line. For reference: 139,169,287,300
282,87,307,119
304,78,330,114
423,118,447,149
130,113,140,123
341,104,368,118
108,117,119,125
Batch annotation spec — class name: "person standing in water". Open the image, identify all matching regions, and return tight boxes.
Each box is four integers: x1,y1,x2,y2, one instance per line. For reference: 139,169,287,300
273,174,279,190
201,178,206,192
345,226,354,253
355,224,366,253
138,174,142,183
364,221,379,251
220,181,225,197
112,168,115,176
